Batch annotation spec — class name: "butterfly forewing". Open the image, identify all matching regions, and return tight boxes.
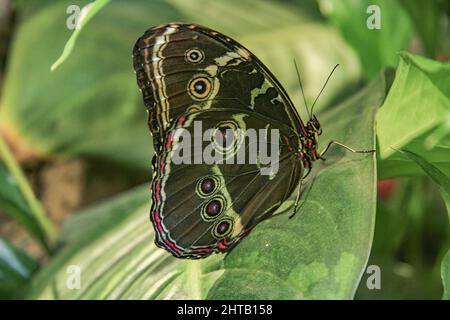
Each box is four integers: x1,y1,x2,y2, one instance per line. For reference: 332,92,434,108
133,23,307,152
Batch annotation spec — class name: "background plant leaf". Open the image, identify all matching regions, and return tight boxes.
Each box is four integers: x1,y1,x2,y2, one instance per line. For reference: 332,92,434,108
318,0,412,79
397,150,450,299
399,0,447,58
59,185,150,245
356,173,449,299
376,53,450,179
51,0,112,71
28,71,385,300
0,237,39,299
0,162,47,248
443,251,450,299
399,150,450,213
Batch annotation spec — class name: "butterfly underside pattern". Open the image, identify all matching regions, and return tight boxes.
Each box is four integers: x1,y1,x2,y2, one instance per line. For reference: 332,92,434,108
133,23,308,258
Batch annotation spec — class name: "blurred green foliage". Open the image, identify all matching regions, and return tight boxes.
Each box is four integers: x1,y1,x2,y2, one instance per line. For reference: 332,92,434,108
357,161,450,299
320,0,412,79
0,163,48,248
0,0,448,300
0,237,38,299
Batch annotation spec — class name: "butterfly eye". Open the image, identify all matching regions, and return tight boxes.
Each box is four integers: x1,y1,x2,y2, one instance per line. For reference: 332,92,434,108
185,48,204,63
212,218,233,239
201,195,225,221
188,77,212,100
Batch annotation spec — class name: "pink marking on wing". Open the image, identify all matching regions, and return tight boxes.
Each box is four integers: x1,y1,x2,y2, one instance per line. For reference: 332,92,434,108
153,209,181,254
166,132,173,150
177,115,186,126
164,238,181,253
192,246,212,252
160,155,165,175
217,241,229,251
155,181,161,202
153,209,164,233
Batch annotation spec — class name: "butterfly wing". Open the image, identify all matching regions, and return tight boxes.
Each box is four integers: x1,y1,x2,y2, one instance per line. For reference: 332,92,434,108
133,23,307,152
133,23,305,258
152,109,302,258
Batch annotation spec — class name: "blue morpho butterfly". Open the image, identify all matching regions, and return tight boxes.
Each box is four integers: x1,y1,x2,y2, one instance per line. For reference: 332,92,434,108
133,23,372,259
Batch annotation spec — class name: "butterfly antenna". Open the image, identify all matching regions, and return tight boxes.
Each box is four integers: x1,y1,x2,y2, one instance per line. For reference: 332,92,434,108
310,64,339,116
293,59,311,119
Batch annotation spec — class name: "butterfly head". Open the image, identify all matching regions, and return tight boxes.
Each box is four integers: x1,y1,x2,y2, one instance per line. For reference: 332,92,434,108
307,115,322,136
299,115,322,167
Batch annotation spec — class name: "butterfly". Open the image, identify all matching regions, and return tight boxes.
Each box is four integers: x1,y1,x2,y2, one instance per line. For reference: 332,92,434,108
133,23,370,259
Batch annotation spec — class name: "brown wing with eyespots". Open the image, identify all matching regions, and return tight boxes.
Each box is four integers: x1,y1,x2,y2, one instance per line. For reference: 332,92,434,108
132,23,307,153
151,109,303,259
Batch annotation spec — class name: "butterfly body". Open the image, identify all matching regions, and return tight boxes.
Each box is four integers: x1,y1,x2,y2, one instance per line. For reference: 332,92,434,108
133,23,321,259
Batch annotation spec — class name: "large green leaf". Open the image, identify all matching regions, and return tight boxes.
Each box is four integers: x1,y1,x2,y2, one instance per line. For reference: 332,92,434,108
0,0,359,169
28,71,384,300
319,0,412,79
0,237,39,299
376,53,450,179
28,187,225,299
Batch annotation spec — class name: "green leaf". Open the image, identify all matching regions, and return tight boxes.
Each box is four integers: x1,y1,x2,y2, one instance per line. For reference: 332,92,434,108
399,150,450,212
319,0,412,79
397,150,450,300
443,251,450,299
59,185,150,244
51,0,112,71
0,0,359,169
28,71,384,300
0,162,48,248
376,52,450,179
399,0,446,58
27,190,225,299
0,237,39,299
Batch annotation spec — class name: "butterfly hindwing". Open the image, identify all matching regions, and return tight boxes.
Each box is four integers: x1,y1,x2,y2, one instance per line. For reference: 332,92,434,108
151,109,302,258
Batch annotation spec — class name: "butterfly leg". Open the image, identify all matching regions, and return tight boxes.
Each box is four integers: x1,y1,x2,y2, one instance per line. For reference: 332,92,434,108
289,179,303,219
289,174,316,219
319,140,375,160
